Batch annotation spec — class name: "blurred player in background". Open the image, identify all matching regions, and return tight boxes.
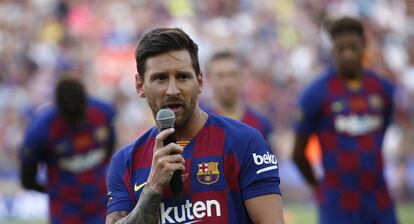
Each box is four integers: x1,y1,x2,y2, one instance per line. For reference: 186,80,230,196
19,77,116,224
205,50,273,143
292,17,398,224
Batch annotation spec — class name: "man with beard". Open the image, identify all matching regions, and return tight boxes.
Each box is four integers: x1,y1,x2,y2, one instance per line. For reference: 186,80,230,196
292,17,398,224
106,28,284,224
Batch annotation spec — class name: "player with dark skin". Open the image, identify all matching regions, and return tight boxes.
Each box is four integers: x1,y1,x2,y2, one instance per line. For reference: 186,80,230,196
292,17,397,224
293,17,366,188
20,77,116,223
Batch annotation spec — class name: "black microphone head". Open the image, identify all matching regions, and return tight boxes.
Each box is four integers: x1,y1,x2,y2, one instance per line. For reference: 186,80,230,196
156,108,176,129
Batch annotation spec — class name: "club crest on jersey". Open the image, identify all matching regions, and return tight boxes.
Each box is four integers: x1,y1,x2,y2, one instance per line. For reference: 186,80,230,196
197,162,220,185
94,126,109,143
368,94,383,110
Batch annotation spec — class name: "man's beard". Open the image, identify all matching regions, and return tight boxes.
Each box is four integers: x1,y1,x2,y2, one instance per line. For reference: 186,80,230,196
174,95,198,129
149,93,198,130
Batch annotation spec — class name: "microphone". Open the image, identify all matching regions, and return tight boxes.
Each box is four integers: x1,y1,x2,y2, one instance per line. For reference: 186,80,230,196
156,108,184,201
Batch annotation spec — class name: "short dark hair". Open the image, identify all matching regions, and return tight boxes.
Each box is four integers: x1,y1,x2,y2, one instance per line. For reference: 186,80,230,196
206,50,240,72
55,77,86,123
328,17,365,40
135,28,200,79
209,50,238,63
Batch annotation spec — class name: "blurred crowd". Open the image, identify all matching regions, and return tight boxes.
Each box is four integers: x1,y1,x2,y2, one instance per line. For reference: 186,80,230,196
1,0,414,219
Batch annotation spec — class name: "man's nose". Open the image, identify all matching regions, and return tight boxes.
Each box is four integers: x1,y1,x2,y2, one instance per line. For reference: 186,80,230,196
166,79,180,96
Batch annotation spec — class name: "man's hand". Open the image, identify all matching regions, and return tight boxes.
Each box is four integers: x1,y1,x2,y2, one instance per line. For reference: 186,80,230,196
20,163,46,193
146,128,185,194
292,134,318,187
106,128,184,224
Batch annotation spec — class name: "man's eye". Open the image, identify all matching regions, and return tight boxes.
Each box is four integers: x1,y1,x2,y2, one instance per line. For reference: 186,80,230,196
154,76,167,81
177,75,190,80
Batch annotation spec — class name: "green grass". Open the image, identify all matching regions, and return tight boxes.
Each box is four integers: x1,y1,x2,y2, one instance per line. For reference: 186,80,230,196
397,203,414,224
284,202,317,224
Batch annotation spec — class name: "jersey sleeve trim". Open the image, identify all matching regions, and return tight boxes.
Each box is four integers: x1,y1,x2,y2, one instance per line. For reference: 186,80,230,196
242,178,281,201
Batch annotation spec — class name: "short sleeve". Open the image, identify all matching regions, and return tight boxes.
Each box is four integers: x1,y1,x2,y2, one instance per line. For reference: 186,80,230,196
294,81,325,135
239,129,281,201
19,117,47,164
106,149,134,214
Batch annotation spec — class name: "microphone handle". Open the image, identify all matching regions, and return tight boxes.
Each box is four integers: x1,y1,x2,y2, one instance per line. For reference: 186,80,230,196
163,131,177,147
162,130,184,202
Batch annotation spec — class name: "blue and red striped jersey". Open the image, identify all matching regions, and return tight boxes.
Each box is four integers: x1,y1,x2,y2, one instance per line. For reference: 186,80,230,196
295,68,395,213
107,113,280,224
20,98,116,224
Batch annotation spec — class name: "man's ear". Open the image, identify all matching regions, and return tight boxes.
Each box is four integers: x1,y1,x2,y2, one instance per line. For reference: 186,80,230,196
197,72,203,94
135,74,145,98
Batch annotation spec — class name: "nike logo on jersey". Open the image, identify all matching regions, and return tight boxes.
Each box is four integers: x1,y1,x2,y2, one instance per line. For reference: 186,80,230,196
134,181,147,192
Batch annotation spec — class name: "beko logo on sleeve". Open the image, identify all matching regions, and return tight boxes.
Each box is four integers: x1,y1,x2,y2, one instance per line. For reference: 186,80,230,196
252,152,278,174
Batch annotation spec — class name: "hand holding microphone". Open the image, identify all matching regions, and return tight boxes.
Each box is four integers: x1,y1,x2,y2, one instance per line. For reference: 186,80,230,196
146,108,184,201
